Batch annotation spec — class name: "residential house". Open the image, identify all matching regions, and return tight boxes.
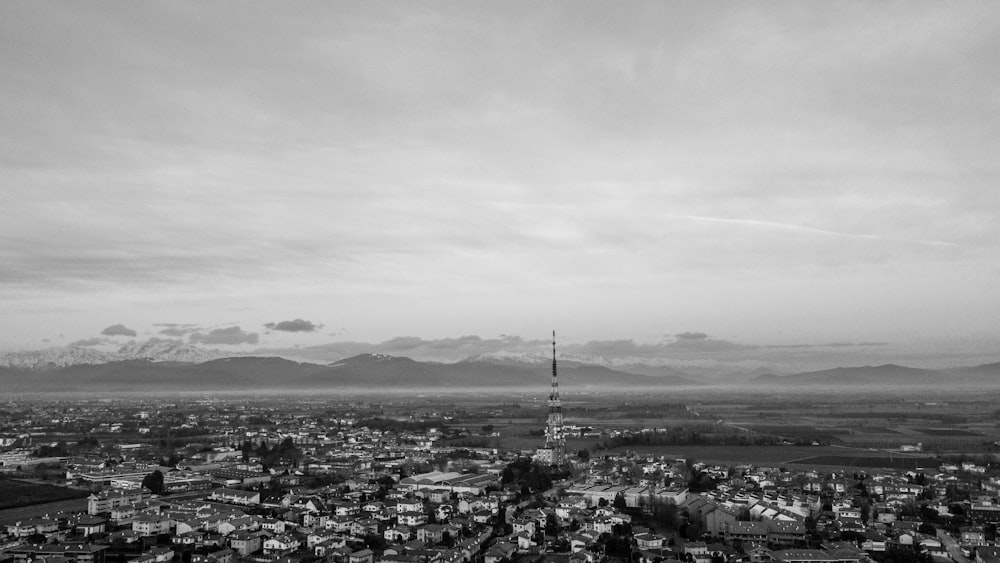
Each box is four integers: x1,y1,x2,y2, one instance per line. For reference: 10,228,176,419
264,534,301,557
228,529,267,556
210,488,260,506
133,514,173,536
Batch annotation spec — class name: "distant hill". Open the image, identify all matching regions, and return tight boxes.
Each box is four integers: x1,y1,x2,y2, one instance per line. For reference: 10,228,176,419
0,353,693,394
947,361,1000,382
3,350,997,394
596,362,703,385
750,364,948,386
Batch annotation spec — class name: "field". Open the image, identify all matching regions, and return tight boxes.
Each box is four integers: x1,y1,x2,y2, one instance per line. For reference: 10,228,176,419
0,497,90,525
0,479,89,511
437,387,1000,467
786,455,932,470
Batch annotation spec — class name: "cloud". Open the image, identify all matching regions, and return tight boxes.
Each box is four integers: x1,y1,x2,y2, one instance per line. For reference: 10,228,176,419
766,341,889,349
159,327,198,337
255,334,547,363
264,318,320,332
101,324,136,337
190,326,258,345
564,335,753,359
69,337,109,347
155,323,202,337
675,331,708,340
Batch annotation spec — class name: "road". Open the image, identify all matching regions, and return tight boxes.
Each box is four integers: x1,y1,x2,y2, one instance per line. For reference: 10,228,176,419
938,529,972,563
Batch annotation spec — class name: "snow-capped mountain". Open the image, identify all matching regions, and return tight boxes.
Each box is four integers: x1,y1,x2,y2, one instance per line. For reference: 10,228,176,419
0,338,230,369
0,347,117,369
461,351,551,366
114,338,229,364
329,352,401,367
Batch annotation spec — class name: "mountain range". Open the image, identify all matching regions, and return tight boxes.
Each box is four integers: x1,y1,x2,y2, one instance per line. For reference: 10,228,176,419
0,343,996,393
750,362,1000,387
0,352,699,394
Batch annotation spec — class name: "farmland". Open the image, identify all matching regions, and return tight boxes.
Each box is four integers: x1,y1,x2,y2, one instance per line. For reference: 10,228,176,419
0,479,89,510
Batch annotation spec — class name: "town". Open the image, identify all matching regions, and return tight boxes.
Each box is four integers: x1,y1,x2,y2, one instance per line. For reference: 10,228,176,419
3,391,1000,563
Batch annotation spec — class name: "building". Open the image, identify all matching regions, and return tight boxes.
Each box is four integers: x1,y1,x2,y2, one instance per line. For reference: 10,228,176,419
209,488,261,506
3,543,108,563
87,489,152,515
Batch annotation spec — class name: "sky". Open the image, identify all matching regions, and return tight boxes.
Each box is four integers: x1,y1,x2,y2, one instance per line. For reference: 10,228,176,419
1,2,998,369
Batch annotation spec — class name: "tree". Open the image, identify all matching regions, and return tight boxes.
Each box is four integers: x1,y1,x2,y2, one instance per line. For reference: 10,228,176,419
161,451,183,467
613,493,628,511
141,470,165,494
647,496,679,531
240,440,254,462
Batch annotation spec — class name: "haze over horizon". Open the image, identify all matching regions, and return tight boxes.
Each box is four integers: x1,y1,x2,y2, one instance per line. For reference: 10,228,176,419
3,3,998,369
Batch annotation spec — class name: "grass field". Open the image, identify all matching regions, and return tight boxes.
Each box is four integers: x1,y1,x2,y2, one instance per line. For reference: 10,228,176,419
0,497,90,525
0,479,89,510
918,428,982,436
786,455,933,470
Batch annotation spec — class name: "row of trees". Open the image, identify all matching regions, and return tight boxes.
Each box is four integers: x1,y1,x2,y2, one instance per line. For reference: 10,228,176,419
239,437,303,468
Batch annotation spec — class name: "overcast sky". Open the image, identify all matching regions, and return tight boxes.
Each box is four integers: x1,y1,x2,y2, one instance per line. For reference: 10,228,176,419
2,2,998,366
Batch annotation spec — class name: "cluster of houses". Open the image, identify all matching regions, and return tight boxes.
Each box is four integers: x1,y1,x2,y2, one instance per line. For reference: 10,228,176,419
6,398,1000,563
4,452,1000,563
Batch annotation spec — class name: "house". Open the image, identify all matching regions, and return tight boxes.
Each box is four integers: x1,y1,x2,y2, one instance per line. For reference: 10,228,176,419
210,488,261,506
133,514,174,536
88,489,152,515
472,510,494,524
398,511,428,527
348,549,374,563
396,499,425,513
261,518,287,534
569,531,601,553
173,531,206,546
328,515,355,533
860,530,888,552
704,505,739,538
962,527,987,546
5,518,60,539
427,489,452,504
384,525,412,542
350,518,381,537
191,548,235,563
684,542,709,557
484,543,517,563
725,521,769,545
314,537,348,558
516,531,537,550
264,534,301,556
511,518,536,535
228,529,267,555
747,546,773,563
308,531,343,548
72,515,108,537
417,524,449,544
217,515,259,536
635,533,665,550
